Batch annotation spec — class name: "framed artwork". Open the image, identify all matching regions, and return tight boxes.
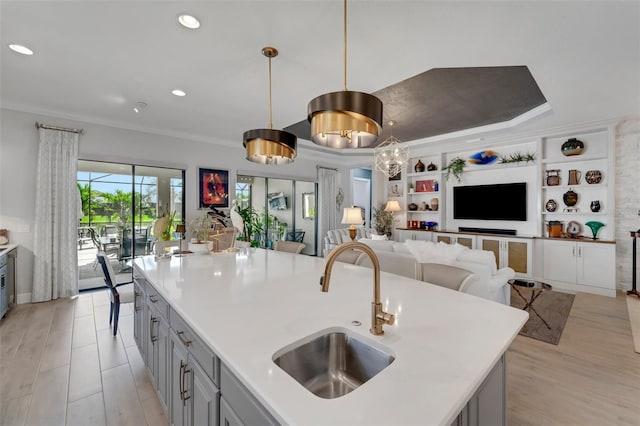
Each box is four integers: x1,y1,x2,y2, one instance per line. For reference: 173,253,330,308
388,169,402,181
198,167,229,208
415,179,436,192
388,182,403,197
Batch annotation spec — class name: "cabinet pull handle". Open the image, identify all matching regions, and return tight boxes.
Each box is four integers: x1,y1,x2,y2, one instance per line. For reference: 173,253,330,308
179,360,185,402
134,292,142,311
572,246,576,257
149,316,158,343
177,331,192,347
578,247,582,257
181,362,191,405
149,295,158,303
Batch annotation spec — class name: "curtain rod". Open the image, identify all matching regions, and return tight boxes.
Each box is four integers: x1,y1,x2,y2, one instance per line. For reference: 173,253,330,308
35,122,84,134
316,165,338,171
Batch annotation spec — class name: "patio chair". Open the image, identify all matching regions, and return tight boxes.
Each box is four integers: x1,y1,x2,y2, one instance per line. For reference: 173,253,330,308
96,251,134,336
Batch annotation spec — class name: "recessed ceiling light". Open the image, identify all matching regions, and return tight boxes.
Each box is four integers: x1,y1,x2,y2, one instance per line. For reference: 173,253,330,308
171,89,186,97
133,102,147,113
178,14,200,29
8,44,34,55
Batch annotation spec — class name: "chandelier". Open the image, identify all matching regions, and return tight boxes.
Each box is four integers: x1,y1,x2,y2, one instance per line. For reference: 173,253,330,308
243,47,297,164
307,0,383,149
374,120,408,178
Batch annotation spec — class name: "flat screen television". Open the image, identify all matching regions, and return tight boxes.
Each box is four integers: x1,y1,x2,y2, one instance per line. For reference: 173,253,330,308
268,192,288,210
453,182,527,221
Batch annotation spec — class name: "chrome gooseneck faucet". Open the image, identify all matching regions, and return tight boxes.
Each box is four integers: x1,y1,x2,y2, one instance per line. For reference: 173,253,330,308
321,241,395,335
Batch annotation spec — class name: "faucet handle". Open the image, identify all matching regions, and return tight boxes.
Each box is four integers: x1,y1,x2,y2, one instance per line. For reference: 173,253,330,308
377,311,395,326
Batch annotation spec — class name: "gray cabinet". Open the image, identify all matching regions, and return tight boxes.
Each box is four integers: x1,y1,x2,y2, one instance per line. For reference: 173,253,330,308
133,279,145,356
170,329,220,426
220,397,243,426
220,364,278,426
148,302,169,412
451,355,505,426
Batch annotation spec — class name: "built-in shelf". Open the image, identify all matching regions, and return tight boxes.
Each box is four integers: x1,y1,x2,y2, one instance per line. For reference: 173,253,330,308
542,211,606,216
407,210,439,214
542,184,607,190
408,191,439,195
542,153,607,164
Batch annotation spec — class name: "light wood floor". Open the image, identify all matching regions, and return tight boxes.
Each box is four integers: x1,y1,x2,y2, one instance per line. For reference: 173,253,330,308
1,290,639,426
0,291,168,426
507,291,640,426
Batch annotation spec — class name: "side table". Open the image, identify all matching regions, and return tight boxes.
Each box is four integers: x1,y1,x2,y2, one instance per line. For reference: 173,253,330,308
509,279,553,330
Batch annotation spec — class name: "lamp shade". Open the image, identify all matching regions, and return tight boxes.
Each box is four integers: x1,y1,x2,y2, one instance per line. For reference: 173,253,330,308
175,224,186,234
243,129,297,164
308,91,383,149
341,207,363,225
384,200,402,212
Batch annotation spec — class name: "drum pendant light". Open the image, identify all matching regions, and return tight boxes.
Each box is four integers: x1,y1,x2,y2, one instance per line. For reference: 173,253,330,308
307,0,383,149
243,47,297,164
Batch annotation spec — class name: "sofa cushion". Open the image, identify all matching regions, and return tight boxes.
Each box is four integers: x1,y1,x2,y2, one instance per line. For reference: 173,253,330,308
370,233,388,241
457,249,498,274
392,242,412,254
358,239,396,252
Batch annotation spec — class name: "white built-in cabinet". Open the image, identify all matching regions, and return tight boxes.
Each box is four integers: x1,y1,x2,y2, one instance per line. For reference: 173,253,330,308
433,232,476,249
477,236,533,278
542,239,616,297
390,124,617,297
404,155,444,231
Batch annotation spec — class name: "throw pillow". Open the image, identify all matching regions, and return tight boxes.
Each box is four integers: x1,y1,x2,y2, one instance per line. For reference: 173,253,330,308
371,234,388,241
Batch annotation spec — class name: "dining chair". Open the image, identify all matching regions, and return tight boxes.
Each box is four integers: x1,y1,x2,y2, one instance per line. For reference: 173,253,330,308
274,241,305,254
96,251,135,336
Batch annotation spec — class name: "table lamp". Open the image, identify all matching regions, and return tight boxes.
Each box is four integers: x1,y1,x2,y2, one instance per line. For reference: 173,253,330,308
342,207,363,241
384,200,402,214
175,223,191,255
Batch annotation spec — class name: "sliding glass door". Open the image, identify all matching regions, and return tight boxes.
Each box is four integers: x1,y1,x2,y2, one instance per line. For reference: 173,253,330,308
77,160,184,290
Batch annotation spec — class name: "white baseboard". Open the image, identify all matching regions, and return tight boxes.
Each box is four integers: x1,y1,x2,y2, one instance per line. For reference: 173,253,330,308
17,293,32,304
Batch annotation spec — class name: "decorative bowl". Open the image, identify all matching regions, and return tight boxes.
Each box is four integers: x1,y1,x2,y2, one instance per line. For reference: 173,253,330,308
545,199,558,212
585,170,602,184
468,150,498,165
423,221,437,230
561,138,584,156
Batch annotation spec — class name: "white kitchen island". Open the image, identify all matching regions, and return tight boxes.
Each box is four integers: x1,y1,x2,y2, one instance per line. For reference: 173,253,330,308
133,248,527,426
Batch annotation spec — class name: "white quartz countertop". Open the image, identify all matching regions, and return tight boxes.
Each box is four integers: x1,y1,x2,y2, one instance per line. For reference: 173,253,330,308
134,249,527,426
0,244,18,257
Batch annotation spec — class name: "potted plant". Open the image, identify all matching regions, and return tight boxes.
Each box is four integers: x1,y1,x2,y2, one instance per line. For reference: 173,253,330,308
153,209,176,241
444,157,466,182
187,212,212,253
408,182,415,193
373,204,396,237
235,205,264,248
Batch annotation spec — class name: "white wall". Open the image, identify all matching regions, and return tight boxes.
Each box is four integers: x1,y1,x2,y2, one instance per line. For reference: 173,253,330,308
0,108,320,301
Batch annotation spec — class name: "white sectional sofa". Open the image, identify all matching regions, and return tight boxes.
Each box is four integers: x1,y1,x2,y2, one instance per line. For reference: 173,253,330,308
336,238,514,305
323,227,374,254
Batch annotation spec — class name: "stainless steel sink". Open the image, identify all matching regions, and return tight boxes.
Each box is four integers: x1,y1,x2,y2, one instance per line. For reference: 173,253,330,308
273,329,395,399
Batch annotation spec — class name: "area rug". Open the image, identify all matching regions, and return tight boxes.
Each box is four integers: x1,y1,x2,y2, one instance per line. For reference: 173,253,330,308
510,287,575,345
626,295,640,354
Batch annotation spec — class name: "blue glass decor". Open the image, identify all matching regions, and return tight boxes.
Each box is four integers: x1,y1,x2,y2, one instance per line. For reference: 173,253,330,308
468,150,498,165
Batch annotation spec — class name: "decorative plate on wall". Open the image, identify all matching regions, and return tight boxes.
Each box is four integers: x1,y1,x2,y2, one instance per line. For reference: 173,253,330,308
468,150,498,165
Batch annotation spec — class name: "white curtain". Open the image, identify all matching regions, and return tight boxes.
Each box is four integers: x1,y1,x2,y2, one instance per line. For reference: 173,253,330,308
317,167,338,256
32,128,79,302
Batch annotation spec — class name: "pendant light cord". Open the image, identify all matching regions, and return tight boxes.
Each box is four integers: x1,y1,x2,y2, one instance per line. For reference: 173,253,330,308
268,55,273,129
343,0,348,91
